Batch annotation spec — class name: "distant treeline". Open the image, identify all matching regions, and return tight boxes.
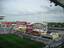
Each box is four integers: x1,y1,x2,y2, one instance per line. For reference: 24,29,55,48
48,23,64,28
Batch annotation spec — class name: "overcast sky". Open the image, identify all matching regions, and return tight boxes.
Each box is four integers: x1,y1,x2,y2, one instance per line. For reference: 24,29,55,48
0,0,64,23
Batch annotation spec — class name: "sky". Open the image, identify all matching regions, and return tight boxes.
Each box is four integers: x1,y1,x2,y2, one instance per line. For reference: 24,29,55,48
0,0,64,23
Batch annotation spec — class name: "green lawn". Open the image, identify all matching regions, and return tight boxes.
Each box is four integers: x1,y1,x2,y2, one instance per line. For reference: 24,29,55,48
0,34,44,48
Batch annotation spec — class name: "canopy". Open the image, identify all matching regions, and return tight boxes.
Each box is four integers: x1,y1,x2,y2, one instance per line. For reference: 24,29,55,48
49,0,64,8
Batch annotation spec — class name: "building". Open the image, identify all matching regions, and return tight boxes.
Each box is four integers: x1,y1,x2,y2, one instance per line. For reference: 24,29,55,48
15,21,27,33
16,21,33,33
31,23,48,36
0,22,16,33
26,23,33,34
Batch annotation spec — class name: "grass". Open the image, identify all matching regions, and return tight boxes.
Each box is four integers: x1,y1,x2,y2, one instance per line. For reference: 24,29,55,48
0,34,44,48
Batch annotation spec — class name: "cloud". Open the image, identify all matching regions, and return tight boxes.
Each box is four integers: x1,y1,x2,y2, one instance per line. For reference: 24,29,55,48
0,0,64,22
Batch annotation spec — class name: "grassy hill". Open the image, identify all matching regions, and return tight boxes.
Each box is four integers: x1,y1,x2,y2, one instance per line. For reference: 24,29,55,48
0,34,44,48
